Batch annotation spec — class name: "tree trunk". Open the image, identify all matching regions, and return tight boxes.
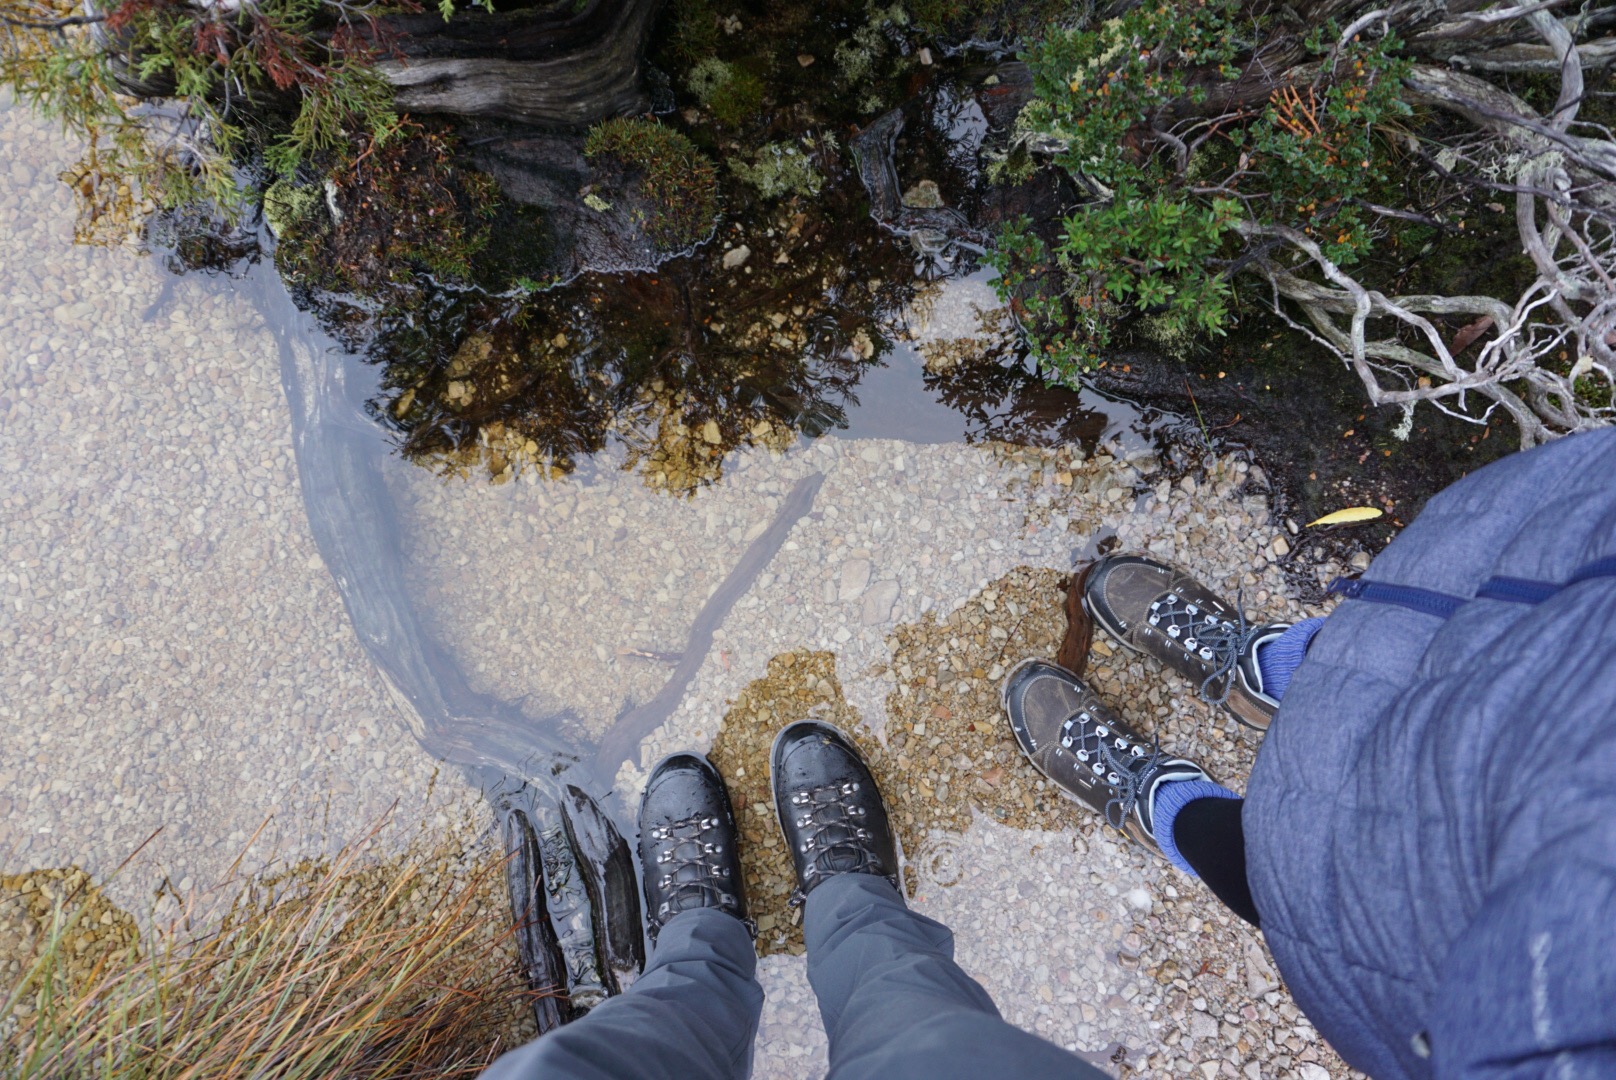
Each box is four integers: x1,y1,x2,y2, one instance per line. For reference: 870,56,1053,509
376,0,663,130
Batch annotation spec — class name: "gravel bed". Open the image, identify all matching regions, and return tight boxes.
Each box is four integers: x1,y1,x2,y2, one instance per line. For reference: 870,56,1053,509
398,422,1365,1077
0,103,490,927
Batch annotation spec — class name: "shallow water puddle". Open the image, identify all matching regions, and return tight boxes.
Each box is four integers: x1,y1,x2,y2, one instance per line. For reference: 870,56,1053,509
2,95,1356,1077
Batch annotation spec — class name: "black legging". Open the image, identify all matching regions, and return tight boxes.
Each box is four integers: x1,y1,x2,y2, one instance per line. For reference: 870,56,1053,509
1172,797,1261,928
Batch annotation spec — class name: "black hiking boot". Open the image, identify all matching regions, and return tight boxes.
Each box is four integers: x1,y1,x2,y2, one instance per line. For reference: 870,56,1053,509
1083,553,1289,730
770,721,901,904
1002,659,1217,856
638,753,750,941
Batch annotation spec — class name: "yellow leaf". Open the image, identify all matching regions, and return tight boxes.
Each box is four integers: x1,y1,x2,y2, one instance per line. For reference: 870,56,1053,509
1306,506,1384,528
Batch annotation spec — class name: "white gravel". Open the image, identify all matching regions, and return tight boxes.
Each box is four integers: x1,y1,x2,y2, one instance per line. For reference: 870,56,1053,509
0,102,488,920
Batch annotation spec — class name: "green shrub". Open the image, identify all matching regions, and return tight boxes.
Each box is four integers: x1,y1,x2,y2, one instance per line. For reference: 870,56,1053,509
1,0,489,241
996,0,1412,382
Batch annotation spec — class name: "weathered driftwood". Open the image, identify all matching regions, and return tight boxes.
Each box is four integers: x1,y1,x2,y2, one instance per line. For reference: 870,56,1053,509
503,807,571,1033
561,784,646,994
376,0,663,130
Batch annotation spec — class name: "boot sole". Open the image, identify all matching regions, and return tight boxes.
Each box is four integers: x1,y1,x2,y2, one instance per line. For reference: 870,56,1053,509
767,720,907,897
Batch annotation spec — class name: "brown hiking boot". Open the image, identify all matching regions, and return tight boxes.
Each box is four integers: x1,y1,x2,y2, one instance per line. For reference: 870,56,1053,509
1082,554,1288,731
1001,659,1216,856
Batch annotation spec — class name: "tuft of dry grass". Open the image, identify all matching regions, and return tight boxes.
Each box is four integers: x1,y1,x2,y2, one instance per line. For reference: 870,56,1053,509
0,827,538,1079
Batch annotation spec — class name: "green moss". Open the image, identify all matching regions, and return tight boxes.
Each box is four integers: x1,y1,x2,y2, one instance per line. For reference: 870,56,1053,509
666,0,721,63
262,178,324,239
271,127,504,296
709,68,765,126
584,118,721,249
686,58,765,127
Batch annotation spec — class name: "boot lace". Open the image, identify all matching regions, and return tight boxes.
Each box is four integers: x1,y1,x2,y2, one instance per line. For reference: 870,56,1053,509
786,781,881,905
1059,708,1164,832
1146,589,1261,706
647,814,737,927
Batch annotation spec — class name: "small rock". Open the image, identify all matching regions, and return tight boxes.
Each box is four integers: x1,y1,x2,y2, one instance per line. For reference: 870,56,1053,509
722,245,751,269
1245,942,1280,996
1351,550,1372,570
797,53,815,67
1272,535,1291,557
918,47,934,65
861,580,899,625
1124,887,1152,911
840,559,872,601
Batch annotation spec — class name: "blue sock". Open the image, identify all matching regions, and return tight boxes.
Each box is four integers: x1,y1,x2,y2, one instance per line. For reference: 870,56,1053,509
1255,616,1325,700
1152,779,1240,876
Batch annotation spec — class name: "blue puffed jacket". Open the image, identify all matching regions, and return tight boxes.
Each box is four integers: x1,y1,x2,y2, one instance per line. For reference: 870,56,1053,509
1244,428,1616,1079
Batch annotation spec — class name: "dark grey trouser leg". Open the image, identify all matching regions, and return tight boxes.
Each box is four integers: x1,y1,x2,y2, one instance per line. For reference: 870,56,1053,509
480,908,763,1080
805,873,1108,1080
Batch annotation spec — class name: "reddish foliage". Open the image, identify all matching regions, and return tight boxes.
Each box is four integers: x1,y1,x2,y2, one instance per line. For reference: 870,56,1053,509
193,20,231,65
250,16,318,91
104,0,172,33
329,22,382,64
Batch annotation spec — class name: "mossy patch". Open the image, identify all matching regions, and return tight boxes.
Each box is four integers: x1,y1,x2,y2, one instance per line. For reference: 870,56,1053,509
584,118,721,251
270,125,505,297
686,58,765,127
